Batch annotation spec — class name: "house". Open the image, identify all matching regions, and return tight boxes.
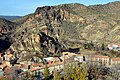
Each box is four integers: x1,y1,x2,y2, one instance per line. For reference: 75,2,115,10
74,55,85,62
61,52,77,61
91,55,110,66
29,61,64,73
62,52,77,57
3,54,13,61
43,57,54,64
0,61,11,69
43,57,60,64
3,66,10,76
30,63,41,69
111,58,120,65
48,62,64,72
19,64,29,71
108,44,120,51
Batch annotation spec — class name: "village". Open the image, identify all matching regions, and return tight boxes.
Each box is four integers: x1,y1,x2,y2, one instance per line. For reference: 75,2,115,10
0,43,120,80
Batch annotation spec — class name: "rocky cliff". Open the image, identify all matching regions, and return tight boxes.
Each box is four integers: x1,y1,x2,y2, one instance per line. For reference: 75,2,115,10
2,1,120,61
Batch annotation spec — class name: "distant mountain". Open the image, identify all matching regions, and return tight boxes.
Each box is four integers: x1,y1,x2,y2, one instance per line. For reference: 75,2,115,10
0,15,21,21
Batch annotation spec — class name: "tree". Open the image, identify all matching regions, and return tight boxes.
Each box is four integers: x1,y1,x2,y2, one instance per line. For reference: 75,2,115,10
71,66,80,80
63,63,88,80
109,50,118,57
71,63,88,80
87,62,111,80
53,70,61,80
79,63,88,80
0,76,7,80
7,66,19,80
111,64,120,80
101,43,105,50
64,64,73,80
84,43,94,50
44,64,50,80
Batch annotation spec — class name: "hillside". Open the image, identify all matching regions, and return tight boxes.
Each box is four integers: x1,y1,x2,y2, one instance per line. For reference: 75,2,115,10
0,18,17,52
0,18,17,34
3,1,120,61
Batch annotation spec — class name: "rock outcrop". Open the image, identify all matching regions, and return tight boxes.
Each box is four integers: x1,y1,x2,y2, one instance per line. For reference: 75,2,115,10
1,1,120,61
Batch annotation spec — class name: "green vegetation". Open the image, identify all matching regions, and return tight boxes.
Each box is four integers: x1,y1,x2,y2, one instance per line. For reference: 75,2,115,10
108,50,120,58
71,63,88,80
53,70,61,80
41,62,115,80
44,64,50,80
0,76,7,80
83,43,94,50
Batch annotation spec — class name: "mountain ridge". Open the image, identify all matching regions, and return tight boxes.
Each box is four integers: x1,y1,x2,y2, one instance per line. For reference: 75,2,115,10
0,15,21,21
1,1,120,61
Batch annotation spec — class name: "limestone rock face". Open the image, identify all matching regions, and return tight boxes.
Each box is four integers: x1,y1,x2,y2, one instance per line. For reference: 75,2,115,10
1,1,120,61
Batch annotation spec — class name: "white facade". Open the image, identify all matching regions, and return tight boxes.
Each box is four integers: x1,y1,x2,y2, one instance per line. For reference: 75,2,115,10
111,58,120,65
108,44,120,51
74,55,85,62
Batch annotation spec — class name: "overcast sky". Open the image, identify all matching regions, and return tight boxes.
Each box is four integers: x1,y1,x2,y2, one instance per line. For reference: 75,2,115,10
0,0,118,16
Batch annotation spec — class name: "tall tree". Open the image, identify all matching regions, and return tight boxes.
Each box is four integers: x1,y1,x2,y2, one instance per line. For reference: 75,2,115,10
44,64,50,80
71,63,88,80
53,70,61,80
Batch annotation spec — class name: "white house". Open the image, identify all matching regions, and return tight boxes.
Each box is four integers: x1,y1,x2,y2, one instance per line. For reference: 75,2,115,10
107,44,120,51
111,58,120,65
74,55,85,62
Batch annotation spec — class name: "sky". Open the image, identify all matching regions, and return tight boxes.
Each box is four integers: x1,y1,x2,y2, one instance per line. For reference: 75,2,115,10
0,0,118,16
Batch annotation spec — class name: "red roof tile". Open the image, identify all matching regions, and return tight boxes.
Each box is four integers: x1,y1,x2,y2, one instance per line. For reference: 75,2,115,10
93,55,109,58
111,58,120,61
32,63,40,67
108,44,120,47
20,64,26,68
3,67,10,74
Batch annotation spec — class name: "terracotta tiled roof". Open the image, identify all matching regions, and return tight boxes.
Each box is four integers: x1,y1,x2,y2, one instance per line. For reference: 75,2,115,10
94,55,109,58
52,57,60,61
32,63,40,67
108,44,120,47
19,60,79,75
114,44,120,46
111,58,120,61
20,64,26,68
27,61,64,72
108,44,113,47
64,52,76,55
29,67,41,71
